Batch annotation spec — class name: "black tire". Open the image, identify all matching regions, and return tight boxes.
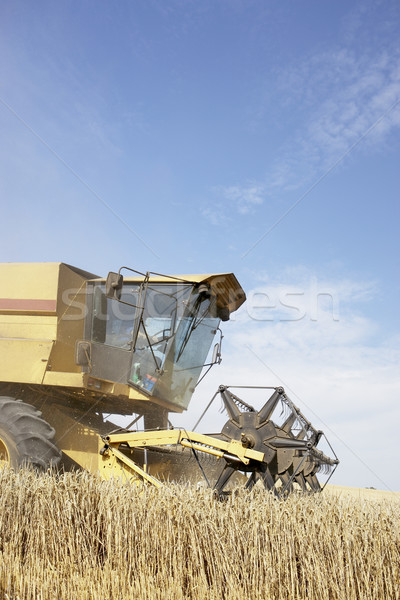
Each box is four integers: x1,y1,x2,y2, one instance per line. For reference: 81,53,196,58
0,396,61,470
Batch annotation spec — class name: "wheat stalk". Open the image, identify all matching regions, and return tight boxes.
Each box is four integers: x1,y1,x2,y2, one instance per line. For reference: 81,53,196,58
0,467,398,600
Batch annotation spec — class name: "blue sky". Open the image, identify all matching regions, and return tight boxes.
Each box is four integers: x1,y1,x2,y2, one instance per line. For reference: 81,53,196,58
1,0,399,490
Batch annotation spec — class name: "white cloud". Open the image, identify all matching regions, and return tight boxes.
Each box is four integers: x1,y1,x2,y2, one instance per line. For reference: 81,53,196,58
200,202,228,226
202,12,400,226
201,183,268,225
217,183,266,214
266,48,400,192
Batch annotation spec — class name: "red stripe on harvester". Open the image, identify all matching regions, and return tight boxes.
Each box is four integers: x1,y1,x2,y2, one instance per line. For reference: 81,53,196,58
0,299,57,311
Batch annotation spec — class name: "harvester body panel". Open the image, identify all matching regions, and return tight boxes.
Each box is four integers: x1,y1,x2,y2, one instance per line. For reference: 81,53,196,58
0,262,95,384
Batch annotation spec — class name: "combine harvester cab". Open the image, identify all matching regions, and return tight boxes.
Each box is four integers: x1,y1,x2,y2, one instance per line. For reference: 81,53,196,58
0,262,338,494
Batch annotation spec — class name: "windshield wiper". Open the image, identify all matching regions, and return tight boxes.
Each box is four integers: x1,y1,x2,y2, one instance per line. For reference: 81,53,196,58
175,297,211,362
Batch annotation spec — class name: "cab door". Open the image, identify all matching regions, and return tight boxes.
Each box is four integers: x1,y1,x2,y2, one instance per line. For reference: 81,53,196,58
85,282,139,385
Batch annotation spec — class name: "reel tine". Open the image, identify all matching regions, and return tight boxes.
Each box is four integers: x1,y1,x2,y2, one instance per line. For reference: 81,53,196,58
258,390,282,423
282,411,297,433
245,471,258,491
214,464,237,495
260,465,276,492
278,471,294,495
294,472,308,492
306,474,322,492
219,387,241,423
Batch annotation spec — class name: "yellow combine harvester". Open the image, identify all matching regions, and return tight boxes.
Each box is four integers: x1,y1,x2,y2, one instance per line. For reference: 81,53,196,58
0,262,338,495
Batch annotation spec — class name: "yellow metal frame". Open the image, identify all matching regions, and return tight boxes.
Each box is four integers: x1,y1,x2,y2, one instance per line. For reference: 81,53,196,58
102,447,163,487
100,429,265,487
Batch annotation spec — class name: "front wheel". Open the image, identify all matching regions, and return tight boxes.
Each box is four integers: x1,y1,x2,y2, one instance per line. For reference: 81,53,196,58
0,396,61,470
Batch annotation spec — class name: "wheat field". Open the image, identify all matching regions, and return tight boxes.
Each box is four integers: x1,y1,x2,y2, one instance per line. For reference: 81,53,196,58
0,467,399,600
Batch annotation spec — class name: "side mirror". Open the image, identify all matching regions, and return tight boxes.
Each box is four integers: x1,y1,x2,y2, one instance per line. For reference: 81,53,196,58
212,343,222,365
197,283,211,299
106,272,123,300
217,306,230,321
